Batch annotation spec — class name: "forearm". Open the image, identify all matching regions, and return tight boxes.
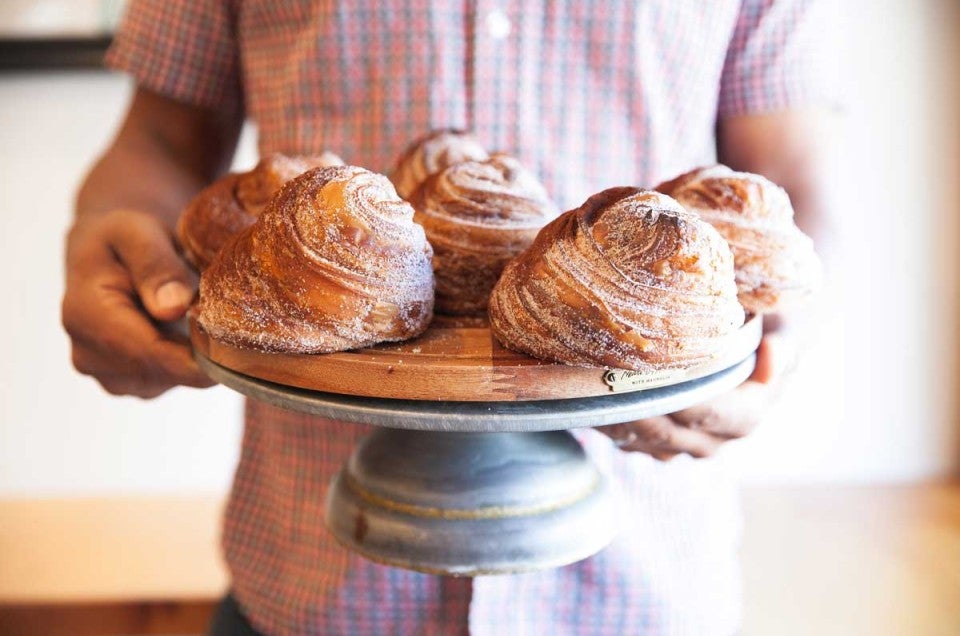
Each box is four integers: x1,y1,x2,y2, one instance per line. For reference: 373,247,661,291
603,111,839,456
717,110,839,339
64,89,241,397
76,88,242,228
77,145,203,231
717,110,837,257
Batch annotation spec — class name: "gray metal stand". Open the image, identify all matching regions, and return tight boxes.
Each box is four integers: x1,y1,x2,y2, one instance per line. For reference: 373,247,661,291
197,354,755,575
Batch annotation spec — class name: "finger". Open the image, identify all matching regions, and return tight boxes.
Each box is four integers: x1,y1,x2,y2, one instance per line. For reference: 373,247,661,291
72,338,169,398
669,382,769,439
72,329,214,393
108,300,214,388
622,435,721,459
752,332,802,387
615,416,724,458
72,354,172,398
597,422,637,446
68,288,214,391
749,335,777,384
73,330,211,397
148,338,216,389
106,211,197,322
71,316,214,391
651,451,680,462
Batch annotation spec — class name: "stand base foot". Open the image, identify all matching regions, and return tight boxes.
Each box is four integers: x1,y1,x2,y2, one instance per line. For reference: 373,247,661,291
325,428,616,575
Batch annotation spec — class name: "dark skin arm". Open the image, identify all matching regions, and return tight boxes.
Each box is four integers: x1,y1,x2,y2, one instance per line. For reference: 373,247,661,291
599,110,836,459
62,88,243,398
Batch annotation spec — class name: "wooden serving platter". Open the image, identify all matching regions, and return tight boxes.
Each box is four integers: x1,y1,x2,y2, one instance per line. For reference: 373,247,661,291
190,315,761,402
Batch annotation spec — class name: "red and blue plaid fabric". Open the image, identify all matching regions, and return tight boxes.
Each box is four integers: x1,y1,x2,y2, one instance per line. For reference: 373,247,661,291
108,2,829,634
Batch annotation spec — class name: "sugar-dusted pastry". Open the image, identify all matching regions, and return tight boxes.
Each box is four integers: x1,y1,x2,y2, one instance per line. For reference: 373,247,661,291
410,155,559,315
196,165,435,353
390,129,489,199
489,188,744,370
656,165,821,314
177,152,344,270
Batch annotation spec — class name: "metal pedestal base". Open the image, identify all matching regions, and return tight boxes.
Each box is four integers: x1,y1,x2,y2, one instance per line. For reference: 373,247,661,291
325,428,615,575
197,353,756,576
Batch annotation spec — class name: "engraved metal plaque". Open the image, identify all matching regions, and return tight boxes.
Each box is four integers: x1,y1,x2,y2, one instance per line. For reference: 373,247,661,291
602,369,683,392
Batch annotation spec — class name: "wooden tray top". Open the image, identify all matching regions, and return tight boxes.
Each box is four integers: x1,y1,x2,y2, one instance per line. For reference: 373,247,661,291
190,315,762,402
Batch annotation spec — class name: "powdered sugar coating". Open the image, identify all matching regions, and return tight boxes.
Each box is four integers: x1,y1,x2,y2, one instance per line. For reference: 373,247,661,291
657,165,821,314
390,129,490,200
197,165,434,353
489,188,744,371
177,152,345,271
410,155,560,315
235,152,344,217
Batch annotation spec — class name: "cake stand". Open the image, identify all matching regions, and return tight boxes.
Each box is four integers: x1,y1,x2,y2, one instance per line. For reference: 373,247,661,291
192,316,761,576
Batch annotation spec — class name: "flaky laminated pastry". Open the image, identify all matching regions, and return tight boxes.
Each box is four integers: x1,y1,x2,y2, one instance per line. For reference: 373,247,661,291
390,129,489,200
177,152,344,270
657,165,821,314
197,165,435,353
489,188,744,370
410,155,559,315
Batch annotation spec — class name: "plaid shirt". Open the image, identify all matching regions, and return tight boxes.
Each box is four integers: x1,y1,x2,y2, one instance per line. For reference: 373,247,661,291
108,2,829,634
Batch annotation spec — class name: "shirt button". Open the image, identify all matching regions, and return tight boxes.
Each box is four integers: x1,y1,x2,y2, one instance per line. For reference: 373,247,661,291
485,8,512,40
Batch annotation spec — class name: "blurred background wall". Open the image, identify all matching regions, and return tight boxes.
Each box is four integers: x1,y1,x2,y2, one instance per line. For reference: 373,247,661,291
0,0,957,497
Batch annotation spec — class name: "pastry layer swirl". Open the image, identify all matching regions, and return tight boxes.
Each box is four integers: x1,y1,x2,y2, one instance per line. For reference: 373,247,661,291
196,165,435,353
410,155,559,315
489,188,744,370
657,165,821,314
177,152,343,270
390,129,490,200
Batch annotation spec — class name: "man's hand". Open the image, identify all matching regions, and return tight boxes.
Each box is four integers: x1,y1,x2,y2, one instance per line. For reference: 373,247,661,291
603,108,836,460
62,210,213,398
62,88,242,398
62,209,214,398
598,335,792,460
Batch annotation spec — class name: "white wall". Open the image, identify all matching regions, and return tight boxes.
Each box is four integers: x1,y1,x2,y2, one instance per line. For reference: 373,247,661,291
729,0,960,483
0,73,255,496
0,0,957,497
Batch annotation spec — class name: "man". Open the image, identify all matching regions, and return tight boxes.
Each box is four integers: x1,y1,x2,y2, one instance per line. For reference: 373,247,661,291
62,1,833,633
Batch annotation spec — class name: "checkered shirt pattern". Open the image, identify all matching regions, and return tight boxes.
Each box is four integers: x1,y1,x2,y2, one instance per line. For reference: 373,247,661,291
108,2,830,634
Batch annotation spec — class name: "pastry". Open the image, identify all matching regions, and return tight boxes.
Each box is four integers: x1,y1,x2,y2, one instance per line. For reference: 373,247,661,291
656,165,821,313
196,165,434,353
390,129,489,199
489,188,744,370
177,152,344,270
409,155,559,315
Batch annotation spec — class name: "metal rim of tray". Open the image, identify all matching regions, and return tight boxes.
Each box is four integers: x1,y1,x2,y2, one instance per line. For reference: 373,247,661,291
196,352,757,432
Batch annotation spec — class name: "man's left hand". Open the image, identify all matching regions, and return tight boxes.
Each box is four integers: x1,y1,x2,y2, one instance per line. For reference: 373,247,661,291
598,335,792,460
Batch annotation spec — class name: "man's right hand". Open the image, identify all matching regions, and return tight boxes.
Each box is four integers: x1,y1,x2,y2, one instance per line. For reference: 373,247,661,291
62,208,215,398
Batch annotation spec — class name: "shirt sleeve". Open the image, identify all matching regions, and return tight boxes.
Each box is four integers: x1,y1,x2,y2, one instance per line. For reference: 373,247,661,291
105,0,242,111
718,0,836,119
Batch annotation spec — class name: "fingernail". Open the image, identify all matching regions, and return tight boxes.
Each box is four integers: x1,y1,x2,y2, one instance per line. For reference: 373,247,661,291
613,431,638,448
156,281,193,310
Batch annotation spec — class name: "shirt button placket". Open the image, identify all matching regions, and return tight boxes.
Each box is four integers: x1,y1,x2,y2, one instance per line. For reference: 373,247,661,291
470,2,513,147
466,6,514,636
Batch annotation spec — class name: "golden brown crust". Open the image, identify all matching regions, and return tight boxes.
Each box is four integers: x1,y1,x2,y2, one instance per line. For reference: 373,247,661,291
176,152,344,270
176,173,248,272
657,165,821,314
389,129,489,200
488,188,744,370
409,155,559,315
196,165,435,353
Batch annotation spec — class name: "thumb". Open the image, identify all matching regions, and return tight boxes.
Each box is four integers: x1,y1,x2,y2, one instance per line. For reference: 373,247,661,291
109,210,198,322
749,333,799,386
749,336,778,384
